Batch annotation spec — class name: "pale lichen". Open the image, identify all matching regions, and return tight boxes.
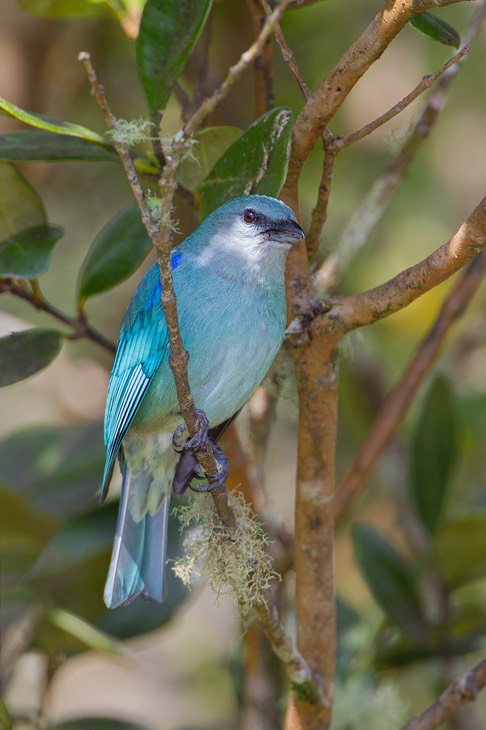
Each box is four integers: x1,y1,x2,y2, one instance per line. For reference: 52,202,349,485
106,118,155,146
332,680,410,730
172,491,279,616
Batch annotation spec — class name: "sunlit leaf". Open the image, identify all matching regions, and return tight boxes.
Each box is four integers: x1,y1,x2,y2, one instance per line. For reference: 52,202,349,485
434,509,486,587
0,131,117,162
0,422,104,518
0,699,12,730
177,126,242,192
199,107,293,218
17,0,110,17
0,162,46,239
410,376,458,533
0,97,105,143
137,0,213,113
0,224,64,278
48,608,126,657
410,11,461,48
77,205,152,303
0,329,63,387
51,718,152,730
353,523,426,638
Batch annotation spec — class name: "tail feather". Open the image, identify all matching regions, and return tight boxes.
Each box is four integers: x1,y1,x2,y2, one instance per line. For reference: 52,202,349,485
104,465,169,608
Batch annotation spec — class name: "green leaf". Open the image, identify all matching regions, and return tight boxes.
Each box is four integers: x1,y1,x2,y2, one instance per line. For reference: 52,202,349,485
48,608,126,657
0,97,105,143
0,224,64,278
0,700,12,730
137,0,213,114
0,329,63,387
410,11,461,48
51,719,152,730
177,126,242,192
78,205,152,303
353,523,426,638
410,376,458,533
199,107,293,219
0,422,104,519
18,0,110,18
434,509,486,587
0,131,117,162
0,162,46,239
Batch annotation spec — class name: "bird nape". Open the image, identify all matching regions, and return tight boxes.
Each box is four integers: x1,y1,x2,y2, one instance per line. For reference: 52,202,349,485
101,195,304,609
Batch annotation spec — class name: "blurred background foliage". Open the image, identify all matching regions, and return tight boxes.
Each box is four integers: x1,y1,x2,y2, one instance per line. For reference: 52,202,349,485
0,0,485,728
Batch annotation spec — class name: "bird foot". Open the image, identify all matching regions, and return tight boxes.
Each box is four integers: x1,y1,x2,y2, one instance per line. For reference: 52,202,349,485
172,409,209,453
189,442,229,493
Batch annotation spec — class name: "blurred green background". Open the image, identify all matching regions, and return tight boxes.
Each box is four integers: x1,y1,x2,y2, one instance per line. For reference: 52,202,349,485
1,0,486,728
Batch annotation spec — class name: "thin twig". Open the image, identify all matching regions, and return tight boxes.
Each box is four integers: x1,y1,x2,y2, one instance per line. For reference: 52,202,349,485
334,252,486,524
247,0,274,115
402,659,486,730
262,0,309,100
306,143,337,260
0,279,116,354
314,1,486,291
333,47,468,151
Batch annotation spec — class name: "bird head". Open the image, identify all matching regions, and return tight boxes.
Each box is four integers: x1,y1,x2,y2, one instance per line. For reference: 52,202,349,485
190,195,305,282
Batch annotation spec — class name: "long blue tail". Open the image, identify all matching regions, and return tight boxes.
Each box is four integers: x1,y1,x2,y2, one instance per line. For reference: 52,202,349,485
104,465,169,609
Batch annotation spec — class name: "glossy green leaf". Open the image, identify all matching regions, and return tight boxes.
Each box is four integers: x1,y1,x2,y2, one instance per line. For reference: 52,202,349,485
48,608,126,657
410,12,460,48
51,719,152,730
0,224,64,278
0,131,117,162
177,126,242,192
434,509,486,586
0,422,104,519
17,0,110,18
199,107,293,218
0,700,12,730
410,376,458,533
0,97,105,143
353,523,426,638
137,0,213,114
0,162,46,239
78,205,152,303
0,329,63,387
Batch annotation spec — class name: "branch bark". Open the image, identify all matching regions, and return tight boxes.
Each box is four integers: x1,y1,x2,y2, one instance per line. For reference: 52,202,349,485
402,659,486,730
325,195,486,333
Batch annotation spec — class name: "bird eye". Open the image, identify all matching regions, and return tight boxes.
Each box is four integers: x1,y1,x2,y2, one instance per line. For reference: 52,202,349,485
243,209,256,224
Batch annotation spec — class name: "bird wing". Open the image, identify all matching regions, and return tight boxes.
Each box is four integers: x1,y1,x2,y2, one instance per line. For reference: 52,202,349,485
101,269,170,500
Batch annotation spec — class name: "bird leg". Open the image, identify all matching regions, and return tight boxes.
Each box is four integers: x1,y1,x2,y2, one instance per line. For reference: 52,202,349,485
189,441,230,493
172,408,209,453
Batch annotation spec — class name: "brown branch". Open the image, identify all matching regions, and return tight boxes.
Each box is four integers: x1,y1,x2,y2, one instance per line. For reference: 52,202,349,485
333,47,468,151
325,196,486,333
334,251,486,523
306,144,337,260
247,0,274,116
285,0,467,199
0,279,116,354
262,0,309,100
314,0,486,291
402,659,486,730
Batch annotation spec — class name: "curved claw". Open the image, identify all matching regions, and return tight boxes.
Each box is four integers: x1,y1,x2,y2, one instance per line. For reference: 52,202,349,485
172,409,210,454
189,443,229,493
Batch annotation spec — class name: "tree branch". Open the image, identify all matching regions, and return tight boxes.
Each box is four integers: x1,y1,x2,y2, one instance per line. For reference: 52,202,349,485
334,251,486,523
402,659,486,730
0,279,116,354
314,0,486,291
333,47,468,151
325,196,486,333
247,0,274,116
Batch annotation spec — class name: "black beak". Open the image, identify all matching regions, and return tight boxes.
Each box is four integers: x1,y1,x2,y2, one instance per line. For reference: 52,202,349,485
263,219,305,245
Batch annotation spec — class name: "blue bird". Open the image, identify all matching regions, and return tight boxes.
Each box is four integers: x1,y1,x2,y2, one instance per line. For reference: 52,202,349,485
102,195,304,608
